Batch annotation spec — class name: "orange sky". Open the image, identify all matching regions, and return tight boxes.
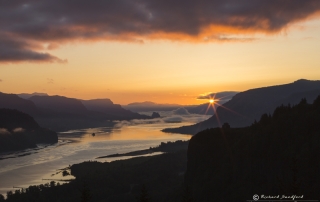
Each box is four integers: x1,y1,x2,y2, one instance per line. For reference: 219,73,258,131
1,18,320,105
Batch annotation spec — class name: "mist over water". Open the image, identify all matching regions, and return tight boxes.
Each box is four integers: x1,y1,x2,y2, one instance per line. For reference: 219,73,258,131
0,114,210,196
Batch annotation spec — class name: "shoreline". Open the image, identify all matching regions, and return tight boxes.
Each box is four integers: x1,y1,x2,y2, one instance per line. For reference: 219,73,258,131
96,148,155,159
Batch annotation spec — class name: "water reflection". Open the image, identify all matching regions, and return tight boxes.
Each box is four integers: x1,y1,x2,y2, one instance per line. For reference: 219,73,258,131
0,114,210,196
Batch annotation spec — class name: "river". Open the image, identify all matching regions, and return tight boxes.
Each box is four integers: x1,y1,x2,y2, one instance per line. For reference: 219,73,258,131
0,113,210,196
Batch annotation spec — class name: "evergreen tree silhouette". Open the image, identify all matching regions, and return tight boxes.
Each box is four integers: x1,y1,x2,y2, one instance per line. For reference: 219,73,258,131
278,156,301,195
137,184,151,202
0,194,5,202
222,122,231,130
290,157,300,195
181,186,193,202
80,182,92,202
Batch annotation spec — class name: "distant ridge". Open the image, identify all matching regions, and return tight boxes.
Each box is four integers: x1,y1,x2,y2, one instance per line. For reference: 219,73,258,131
81,98,114,106
29,95,88,116
187,91,238,115
17,92,48,99
0,92,39,116
123,101,182,112
163,79,320,134
0,93,153,132
81,99,150,119
124,91,238,115
127,101,158,106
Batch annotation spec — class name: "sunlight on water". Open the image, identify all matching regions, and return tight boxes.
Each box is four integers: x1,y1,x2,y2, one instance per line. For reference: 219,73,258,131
0,115,210,196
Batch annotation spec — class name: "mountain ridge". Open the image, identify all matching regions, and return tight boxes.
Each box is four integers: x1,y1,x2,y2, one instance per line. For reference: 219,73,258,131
17,93,48,99
0,93,153,132
163,79,320,134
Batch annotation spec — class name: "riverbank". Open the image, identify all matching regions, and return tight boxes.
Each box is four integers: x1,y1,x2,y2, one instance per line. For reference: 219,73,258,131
3,141,189,201
96,140,188,159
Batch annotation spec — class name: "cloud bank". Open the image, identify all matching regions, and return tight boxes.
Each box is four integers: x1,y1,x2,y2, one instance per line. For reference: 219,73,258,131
114,110,210,128
0,36,67,63
1,0,320,63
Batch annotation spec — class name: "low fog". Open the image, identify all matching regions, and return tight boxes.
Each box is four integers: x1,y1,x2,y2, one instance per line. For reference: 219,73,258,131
115,108,211,128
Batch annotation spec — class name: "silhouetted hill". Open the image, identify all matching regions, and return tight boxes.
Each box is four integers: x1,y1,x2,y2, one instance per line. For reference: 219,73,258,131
28,96,115,131
81,99,150,120
0,109,57,153
163,79,320,134
184,103,215,115
0,92,39,116
151,112,161,118
17,92,48,99
185,91,238,115
196,91,239,100
29,95,88,117
0,93,152,132
185,96,320,201
25,97,126,131
0,109,40,131
172,108,190,115
4,97,320,201
124,101,217,115
127,101,157,106
124,92,237,115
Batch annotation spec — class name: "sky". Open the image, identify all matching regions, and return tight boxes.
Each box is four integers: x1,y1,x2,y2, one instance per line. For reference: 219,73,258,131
1,0,320,105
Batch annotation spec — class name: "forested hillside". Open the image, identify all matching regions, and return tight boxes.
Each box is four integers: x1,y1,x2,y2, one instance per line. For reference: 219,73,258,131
186,96,320,201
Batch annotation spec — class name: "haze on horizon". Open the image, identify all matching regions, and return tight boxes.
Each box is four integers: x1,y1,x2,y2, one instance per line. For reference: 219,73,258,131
1,0,320,105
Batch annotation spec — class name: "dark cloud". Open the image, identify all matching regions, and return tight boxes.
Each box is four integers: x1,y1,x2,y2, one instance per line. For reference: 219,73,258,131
1,0,320,63
0,35,66,63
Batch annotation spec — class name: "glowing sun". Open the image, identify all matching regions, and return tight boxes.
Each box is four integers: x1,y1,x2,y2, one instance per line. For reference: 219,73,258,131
209,99,214,104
